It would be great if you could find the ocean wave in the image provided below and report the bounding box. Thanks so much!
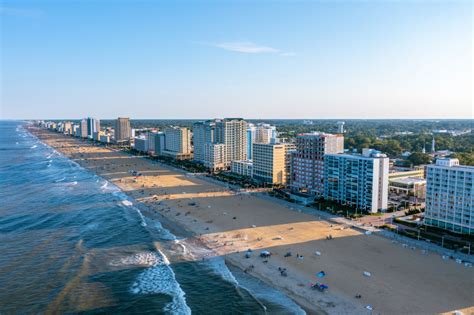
[130,250,191,315]
[206,257,239,285]
[30,145,38,149]
[153,221,177,241]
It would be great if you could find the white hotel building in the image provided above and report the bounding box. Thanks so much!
[324,149,389,213]
[424,158,473,235]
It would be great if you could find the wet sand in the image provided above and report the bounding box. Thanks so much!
[31,128,474,315]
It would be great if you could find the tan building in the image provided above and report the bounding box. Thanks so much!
[163,126,192,160]
[253,143,293,185]
[115,117,131,143]
[389,177,426,199]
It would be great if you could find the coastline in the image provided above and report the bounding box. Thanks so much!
[29,126,474,315]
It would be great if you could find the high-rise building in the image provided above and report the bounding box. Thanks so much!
[79,119,88,138]
[246,123,277,160]
[290,132,344,196]
[204,143,227,171]
[215,118,247,166]
[253,143,294,185]
[324,149,389,213]
[193,120,216,163]
[424,158,473,234]
[115,117,131,143]
[336,121,345,134]
[87,117,100,138]
[163,127,192,159]
[134,136,149,153]
[152,132,165,155]
[62,121,73,135]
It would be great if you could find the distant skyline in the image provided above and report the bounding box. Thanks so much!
[1,1,472,119]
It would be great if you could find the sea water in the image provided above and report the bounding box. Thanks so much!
[0,121,305,314]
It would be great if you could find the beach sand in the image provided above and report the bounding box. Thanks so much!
[32,128,474,315]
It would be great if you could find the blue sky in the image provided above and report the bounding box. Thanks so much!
[1,1,472,119]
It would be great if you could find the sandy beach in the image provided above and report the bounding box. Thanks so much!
[31,127,474,315]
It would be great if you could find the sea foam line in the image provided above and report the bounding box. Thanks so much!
[129,250,191,315]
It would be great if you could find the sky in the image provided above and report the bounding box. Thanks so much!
[0,0,472,119]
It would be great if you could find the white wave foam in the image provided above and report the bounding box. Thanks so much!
[121,200,133,206]
[54,177,66,183]
[206,257,238,285]
[31,145,38,149]
[153,221,177,241]
[130,251,191,315]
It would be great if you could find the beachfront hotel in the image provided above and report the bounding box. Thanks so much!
[193,120,216,163]
[215,118,248,166]
[246,123,277,160]
[86,117,100,139]
[231,160,253,177]
[424,158,473,234]
[203,143,227,171]
[290,132,344,196]
[253,143,295,185]
[163,126,192,160]
[324,149,389,213]
[79,119,88,138]
[115,117,131,143]
[193,118,247,169]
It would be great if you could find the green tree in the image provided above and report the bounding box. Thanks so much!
[407,152,432,166]
[449,153,474,166]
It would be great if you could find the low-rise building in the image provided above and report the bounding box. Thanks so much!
[389,177,427,199]
[231,160,253,177]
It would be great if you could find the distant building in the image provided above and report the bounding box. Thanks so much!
[231,160,253,177]
[424,158,473,234]
[336,121,345,134]
[79,119,88,138]
[290,132,344,196]
[87,117,100,138]
[134,136,149,153]
[115,117,131,143]
[62,121,73,135]
[324,149,389,213]
[253,143,294,185]
[92,131,104,142]
[99,134,110,143]
[152,132,165,155]
[163,126,192,159]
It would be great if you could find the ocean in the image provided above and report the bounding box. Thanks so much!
[0,121,305,314]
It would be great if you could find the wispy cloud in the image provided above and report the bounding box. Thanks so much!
[214,41,280,54]
[209,41,295,57]
[0,6,44,18]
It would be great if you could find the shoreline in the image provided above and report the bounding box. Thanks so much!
[29,126,474,315]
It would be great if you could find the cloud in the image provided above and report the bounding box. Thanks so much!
[280,52,296,57]
[214,41,280,54]
[0,7,44,18]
